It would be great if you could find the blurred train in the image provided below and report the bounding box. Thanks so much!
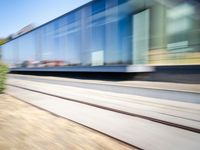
[0,0,200,73]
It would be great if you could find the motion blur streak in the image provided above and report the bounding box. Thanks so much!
[0,0,200,70]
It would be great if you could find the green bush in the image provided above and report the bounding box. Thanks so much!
[0,63,8,93]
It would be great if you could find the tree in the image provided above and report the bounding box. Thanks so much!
[0,38,7,45]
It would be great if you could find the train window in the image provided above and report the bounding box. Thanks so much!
[92,0,105,15]
[67,11,81,24]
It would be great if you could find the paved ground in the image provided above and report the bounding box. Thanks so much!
[9,74,200,93]
[9,74,200,103]
[7,77,200,129]
[0,94,136,150]
[5,75,200,150]
[6,85,200,150]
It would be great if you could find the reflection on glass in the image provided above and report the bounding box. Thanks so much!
[1,0,200,68]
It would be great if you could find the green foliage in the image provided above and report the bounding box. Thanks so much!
[0,63,8,93]
[0,39,7,45]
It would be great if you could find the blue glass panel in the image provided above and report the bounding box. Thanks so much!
[92,0,105,15]
[18,32,36,66]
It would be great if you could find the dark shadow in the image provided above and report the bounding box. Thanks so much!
[10,65,200,84]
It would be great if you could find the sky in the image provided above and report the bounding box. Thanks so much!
[0,0,91,38]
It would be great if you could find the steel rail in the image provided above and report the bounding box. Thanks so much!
[7,83,200,134]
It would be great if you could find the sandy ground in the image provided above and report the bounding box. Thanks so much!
[0,94,137,150]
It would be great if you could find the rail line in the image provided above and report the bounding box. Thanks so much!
[7,86,142,150]
[7,83,200,134]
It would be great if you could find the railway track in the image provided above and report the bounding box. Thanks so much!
[7,83,200,149]
[6,90,141,150]
[8,74,200,103]
[6,84,143,150]
[6,83,200,134]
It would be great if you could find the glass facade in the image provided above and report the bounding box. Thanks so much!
[1,0,200,69]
